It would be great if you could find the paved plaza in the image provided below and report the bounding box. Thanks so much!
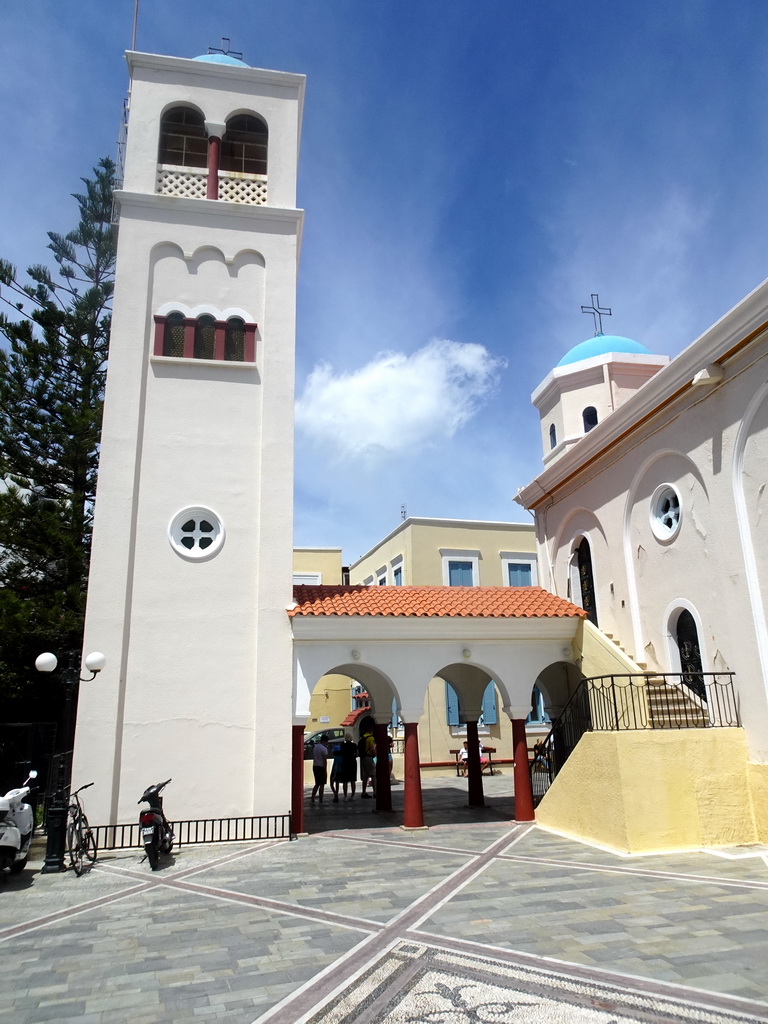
[1,775,768,1023]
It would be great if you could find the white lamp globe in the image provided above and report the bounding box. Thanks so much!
[84,651,107,674]
[35,652,58,673]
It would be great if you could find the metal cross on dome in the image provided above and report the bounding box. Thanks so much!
[581,294,612,336]
[208,37,243,60]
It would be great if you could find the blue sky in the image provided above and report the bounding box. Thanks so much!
[3,2,768,561]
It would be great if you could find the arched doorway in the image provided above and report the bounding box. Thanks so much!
[575,537,598,626]
[676,609,706,700]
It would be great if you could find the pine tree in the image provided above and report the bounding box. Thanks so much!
[0,158,116,719]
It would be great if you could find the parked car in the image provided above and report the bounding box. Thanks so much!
[303,728,346,759]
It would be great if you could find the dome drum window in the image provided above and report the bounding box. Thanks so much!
[153,314,256,362]
[582,406,598,432]
[169,507,224,561]
[650,484,682,541]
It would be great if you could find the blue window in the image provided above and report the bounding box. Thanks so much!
[446,682,460,726]
[526,686,550,724]
[393,566,402,586]
[508,562,532,587]
[448,560,474,586]
[480,681,497,725]
[445,681,497,727]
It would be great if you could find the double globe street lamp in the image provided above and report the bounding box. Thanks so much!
[34,649,106,873]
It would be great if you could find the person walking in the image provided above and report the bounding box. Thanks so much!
[358,726,376,798]
[339,733,358,800]
[311,734,329,804]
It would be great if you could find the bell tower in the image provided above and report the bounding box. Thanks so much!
[73,50,305,825]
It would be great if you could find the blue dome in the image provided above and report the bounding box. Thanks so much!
[193,53,250,68]
[557,334,650,367]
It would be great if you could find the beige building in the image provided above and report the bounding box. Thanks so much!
[293,548,361,736]
[348,518,544,767]
[350,516,537,589]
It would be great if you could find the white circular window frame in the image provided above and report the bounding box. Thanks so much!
[168,506,225,562]
[649,483,682,543]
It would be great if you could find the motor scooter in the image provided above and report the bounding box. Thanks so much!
[0,771,38,875]
[138,778,174,870]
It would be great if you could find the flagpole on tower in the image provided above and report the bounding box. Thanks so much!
[132,0,139,50]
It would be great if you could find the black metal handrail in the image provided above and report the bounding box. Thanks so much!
[530,671,739,805]
[92,813,292,851]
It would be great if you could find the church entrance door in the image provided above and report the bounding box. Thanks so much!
[676,609,706,700]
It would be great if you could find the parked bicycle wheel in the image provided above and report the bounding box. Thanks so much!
[81,815,97,863]
[67,822,85,876]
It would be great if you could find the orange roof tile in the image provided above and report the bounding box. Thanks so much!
[339,706,372,727]
[289,585,585,619]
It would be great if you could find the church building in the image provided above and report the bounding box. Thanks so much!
[73,47,767,853]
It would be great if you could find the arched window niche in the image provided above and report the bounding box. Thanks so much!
[153,310,257,363]
[221,114,268,176]
[583,406,598,432]
[194,315,216,360]
[162,311,186,357]
[158,106,207,168]
[549,423,557,449]
[225,317,245,361]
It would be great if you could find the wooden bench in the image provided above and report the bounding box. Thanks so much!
[450,747,496,776]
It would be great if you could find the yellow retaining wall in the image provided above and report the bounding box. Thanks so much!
[748,762,768,842]
[536,728,759,853]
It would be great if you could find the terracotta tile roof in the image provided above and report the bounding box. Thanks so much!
[339,706,372,727]
[289,585,585,619]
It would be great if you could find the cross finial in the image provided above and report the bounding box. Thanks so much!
[208,37,243,60]
[580,294,612,336]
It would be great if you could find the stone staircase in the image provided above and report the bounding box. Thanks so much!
[601,632,708,728]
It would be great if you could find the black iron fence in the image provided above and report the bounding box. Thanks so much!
[530,671,739,805]
[92,813,292,851]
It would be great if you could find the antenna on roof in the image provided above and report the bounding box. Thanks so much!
[580,294,612,336]
[131,0,139,49]
[400,504,407,521]
[208,37,244,60]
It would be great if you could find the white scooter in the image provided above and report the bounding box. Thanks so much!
[0,771,37,875]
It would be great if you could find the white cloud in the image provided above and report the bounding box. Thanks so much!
[295,339,505,460]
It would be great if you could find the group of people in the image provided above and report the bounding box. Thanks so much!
[310,727,394,804]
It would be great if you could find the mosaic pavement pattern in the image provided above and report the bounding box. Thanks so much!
[1,777,767,1023]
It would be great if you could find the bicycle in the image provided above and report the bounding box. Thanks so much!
[66,782,97,875]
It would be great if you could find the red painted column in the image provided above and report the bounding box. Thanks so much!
[153,315,165,356]
[182,318,196,359]
[207,134,221,200]
[512,718,535,822]
[465,720,485,807]
[213,320,227,361]
[403,721,424,828]
[374,722,392,812]
[291,725,305,835]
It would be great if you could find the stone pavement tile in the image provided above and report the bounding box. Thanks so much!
[332,821,516,853]
[419,854,768,1005]
[511,828,768,881]
[188,834,474,923]
[0,853,144,931]
[0,884,362,1024]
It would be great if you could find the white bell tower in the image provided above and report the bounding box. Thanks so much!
[73,50,305,825]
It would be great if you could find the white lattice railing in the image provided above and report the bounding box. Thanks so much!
[218,173,267,205]
[155,165,268,206]
[156,167,207,199]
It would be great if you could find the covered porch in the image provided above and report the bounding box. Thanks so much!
[289,585,586,833]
